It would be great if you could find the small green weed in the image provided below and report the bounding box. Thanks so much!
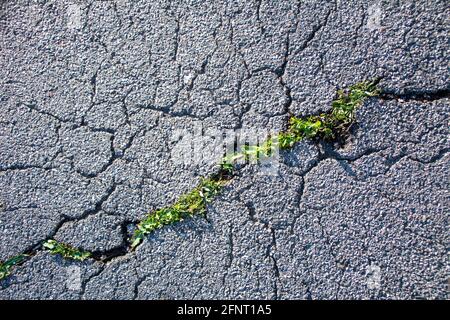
[220,161,234,174]
[276,131,301,149]
[220,79,380,168]
[131,177,227,249]
[286,80,379,141]
[0,254,28,280]
[43,239,91,261]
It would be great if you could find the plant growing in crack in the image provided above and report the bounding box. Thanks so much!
[134,79,380,250]
[131,177,227,249]
[0,79,381,280]
[0,254,29,280]
[220,79,380,169]
[43,239,92,261]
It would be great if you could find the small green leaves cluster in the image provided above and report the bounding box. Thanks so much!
[221,139,275,170]
[43,239,91,261]
[277,80,380,147]
[0,254,28,280]
[221,80,380,169]
[131,177,226,249]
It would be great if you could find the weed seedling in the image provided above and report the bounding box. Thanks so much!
[220,79,380,168]
[43,239,91,261]
[131,177,227,249]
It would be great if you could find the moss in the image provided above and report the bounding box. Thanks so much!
[43,239,91,261]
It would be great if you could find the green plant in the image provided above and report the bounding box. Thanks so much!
[220,161,234,174]
[0,80,381,281]
[0,254,28,280]
[323,80,380,136]
[43,239,91,261]
[288,80,379,141]
[276,131,301,149]
[131,177,227,249]
[221,79,379,168]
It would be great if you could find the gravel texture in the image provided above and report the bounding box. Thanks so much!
[0,0,448,299]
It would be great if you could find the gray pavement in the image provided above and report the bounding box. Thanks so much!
[0,0,448,299]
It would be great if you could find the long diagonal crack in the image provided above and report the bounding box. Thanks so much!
[2,79,446,286]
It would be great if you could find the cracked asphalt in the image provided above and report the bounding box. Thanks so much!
[0,0,448,300]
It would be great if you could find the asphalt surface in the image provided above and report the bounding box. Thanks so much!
[0,0,448,299]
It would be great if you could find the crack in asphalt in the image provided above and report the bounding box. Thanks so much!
[291,0,336,57]
[241,195,282,300]
[1,0,448,300]
[379,88,450,102]
[0,81,448,299]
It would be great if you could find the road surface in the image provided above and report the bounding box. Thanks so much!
[0,0,448,299]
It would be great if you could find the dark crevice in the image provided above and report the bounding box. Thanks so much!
[315,213,346,299]
[305,286,313,300]
[78,127,146,179]
[221,224,234,286]
[80,264,105,297]
[274,23,295,116]
[0,163,56,172]
[90,219,133,263]
[255,0,265,35]
[244,200,280,300]
[90,67,99,103]
[322,144,389,163]
[270,227,280,300]
[291,1,336,56]
[379,88,450,102]
[21,102,70,124]
[172,18,180,62]
[133,274,147,300]
[410,147,449,164]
